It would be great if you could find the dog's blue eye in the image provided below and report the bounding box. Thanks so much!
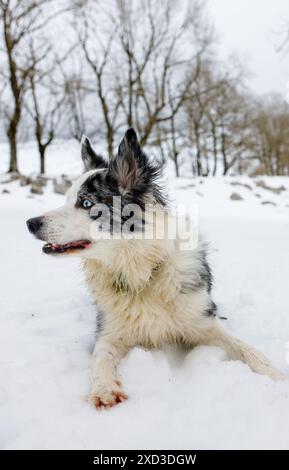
[82,199,93,209]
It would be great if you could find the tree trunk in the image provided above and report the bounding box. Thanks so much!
[170,114,179,177]
[174,155,179,177]
[107,127,114,157]
[38,141,52,175]
[194,124,202,176]
[196,146,202,176]
[7,127,18,173]
[211,124,218,176]
[221,130,228,175]
[40,148,45,174]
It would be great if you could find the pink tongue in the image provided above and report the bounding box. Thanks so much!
[43,240,92,256]
[53,240,89,249]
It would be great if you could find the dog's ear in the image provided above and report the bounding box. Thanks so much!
[81,135,107,171]
[109,128,145,191]
[118,128,142,160]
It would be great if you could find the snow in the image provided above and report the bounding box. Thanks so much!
[0,141,289,450]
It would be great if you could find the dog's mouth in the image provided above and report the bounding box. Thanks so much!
[42,240,92,255]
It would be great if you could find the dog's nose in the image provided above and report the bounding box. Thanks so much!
[26,217,43,235]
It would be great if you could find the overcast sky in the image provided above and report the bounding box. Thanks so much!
[208,0,289,96]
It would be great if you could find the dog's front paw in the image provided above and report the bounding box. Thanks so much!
[87,380,128,409]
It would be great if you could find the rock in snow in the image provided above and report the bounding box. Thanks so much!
[230,192,243,201]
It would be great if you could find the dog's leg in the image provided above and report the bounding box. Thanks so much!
[88,336,129,409]
[200,320,286,381]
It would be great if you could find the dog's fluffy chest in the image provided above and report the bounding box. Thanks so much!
[83,257,209,347]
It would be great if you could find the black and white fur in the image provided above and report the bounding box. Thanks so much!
[26,128,285,409]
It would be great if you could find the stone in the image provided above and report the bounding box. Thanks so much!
[20,175,32,187]
[30,184,44,195]
[34,175,48,187]
[230,181,253,191]
[261,201,276,207]
[53,176,73,195]
[230,192,243,201]
[256,180,286,194]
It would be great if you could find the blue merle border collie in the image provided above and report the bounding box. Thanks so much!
[26,128,285,409]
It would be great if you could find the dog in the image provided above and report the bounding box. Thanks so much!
[26,128,285,409]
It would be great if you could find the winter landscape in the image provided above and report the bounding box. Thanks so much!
[1,0,289,452]
[0,141,289,450]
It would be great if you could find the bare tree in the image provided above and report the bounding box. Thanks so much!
[73,0,213,157]
[167,86,182,177]
[24,42,65,174]
[249,94,289,176]
[183,62,250,176]
[75,1,121,155]
[115,0,212,146]
[2,0,278,180]
[212,80,250,176]
[0,0,70,173]
[61,66,88,142]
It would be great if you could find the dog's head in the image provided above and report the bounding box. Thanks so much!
[26,128,166,258]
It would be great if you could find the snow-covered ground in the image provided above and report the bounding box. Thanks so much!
[0,141,289,450]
